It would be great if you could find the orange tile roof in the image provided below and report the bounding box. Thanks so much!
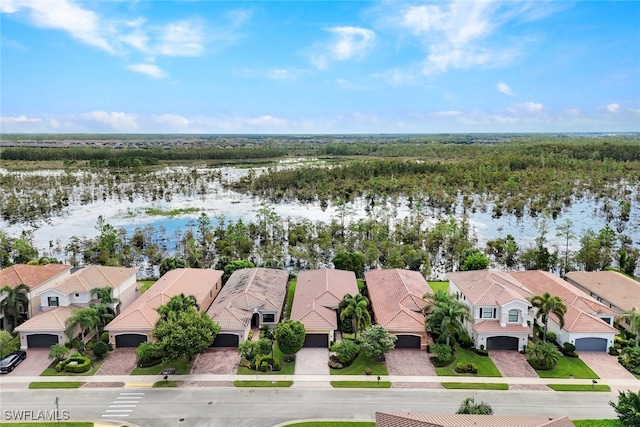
[508,271,617,334]
[448,270,532,306]
[365,269,429,331]
[106,268,222,332]
[473,320,530,334]
[375,412,575,427]
[291,269,358,330]
[566,270,640,312]
[15,305,79,332]
[0,264,72,290]
[54,266,138,294]
[207,268,288,330]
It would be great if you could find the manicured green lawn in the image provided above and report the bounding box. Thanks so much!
[534,356,599,379]
[441,382,508,390]
[28,382,83,389]
[131,358,193,375]
[234,380,293,387]
[139,280,156,294]
[435,348,502,377]
[331,381,391,388]
[547,384,610,392]
[237,343,295,375]
[153,380,183,387]
[573,420,621,427]
[428,281,449,293]
[281,422,375,427]
[40,358,105,376]
[330,352,388,376]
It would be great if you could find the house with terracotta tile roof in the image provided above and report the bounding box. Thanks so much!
[565,270,640,329]
[0,264,73,329]
[448,270,534,351]
[509,270,618,352]
[375,412,574,427]
[15,265,139,349]
[365,269,430,349]
[105,268,222,348]
[207,268,289,347]
[291,269,358,348]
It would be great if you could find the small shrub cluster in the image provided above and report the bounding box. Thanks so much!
[328,357,343,370]
[475,348,489,357]
[254,355,281,372]
[561,342,578,358]
[618,346,640,375]
[56,355,91,373]
[92,341,110,359]
[545,331,557,343]
[330,340,360,367]
[609,346,620,356]
[430,343,454,367]
[454,362,478,374]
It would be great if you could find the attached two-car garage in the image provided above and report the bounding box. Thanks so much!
[395,334,422,349]
[575,337,608,352]
[114,333,148,348]
[486,336,519,350]
[211,333,240,348]
[303,333,329,348]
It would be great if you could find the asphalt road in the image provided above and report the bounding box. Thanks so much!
[0,387,618,427]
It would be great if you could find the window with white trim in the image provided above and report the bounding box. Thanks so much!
[480,307,493,319]
[508,309,519,322]
[262,313,275,323]
[48,296,59,307]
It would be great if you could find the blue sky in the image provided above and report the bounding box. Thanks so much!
[1,1,638,134]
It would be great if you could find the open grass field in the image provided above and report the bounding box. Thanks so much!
[435,348,502,377]
[535,356,599,379]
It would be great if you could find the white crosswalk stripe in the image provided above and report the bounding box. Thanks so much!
[101,392,144,418]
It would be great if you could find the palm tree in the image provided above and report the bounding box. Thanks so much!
[90,286,120,307]
[456,397,493,415]
[530,292,567,342]
[526,341,562,370]
[65,307,100,349]
[340,293,371,340]
[424,291,473,347]
[157,293,199,320]
[620,307,640,347]
[0,284,31,331]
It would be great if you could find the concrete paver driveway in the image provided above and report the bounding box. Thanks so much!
[579,351,636,380]
[386,348,441,389]
[294,348,329,375]
[489,350,538,377]
[9,348,51,376]
[95,348,137,375]
[190,348,240,375]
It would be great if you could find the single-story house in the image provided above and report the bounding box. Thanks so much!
[290,269,358,348]
[365,269,430,349]
[565,270,640,329]
[15,265,139,349]
[510,270,618,352]
[375,412,574,427]
[105,268,222,348]
[0,264,73,329]
[207,268,289,347]
[448,270,533,351]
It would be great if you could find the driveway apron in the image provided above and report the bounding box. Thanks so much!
[9,348,50,376]
[579,351,636,380]
[386,348,441,389]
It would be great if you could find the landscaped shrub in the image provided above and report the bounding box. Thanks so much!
[619,346,640,375]
[475,347,489,356]
[609,346,620,356]
[56,355,91,373]
[545,331,557,343]
[430,343,454,367]
[454,362,478,374]
[364,367,372,375]
[456,332,473,349]
[92,341,109,359]
[331,340,360,366]
[328,356,343,370]
[526,341,561,370]
[136,341,163,367]
[562,342,578,357]
[100,332,109,344]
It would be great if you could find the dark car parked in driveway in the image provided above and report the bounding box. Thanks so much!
[0,350,27,374]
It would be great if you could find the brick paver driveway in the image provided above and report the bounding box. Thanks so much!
[579,351,636,380]
[190,348,240,374]
[294,348,329,375]
[489,350,537,377]
[95,348,137,375]
[386,349,441,389]
[10,348,51,376]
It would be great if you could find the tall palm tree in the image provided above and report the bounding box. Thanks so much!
[620,307,640,347]
[157,293,199,320]
[0,284,31,331]
[65,307,100,349]
[340,293,371,340]
[426,296,474,346]
[90,286,120,307]
[530,292,567,342]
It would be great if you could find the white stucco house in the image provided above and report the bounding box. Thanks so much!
[448,270,533,351]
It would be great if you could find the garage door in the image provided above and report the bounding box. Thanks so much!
[395,335,421,349]
[115,334,147,348]
[575,337,607,352]
[26,334,59,348]
[304,334,329,348]
[486,336,519,350]
[210,333,240,347]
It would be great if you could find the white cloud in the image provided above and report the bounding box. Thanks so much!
[246,115,286,127]
[497,82,514,95]
[375,68,416,86]
[157,21,203,57]
[266,67,306,81]
[510,102,543,113]
[152,114,190,127]
[311,26,376,69]
[1,115,43,123]
[79,111,139,132]
[605,103,620,113]
[126,63,167,79]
